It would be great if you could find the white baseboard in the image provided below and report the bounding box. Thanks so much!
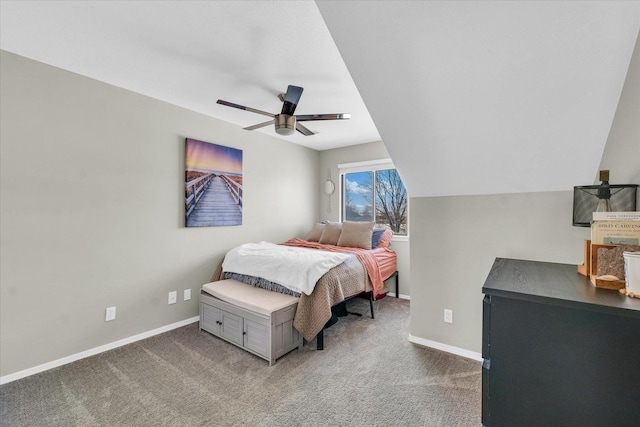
[408,334,482,362]
[0,316,200,385]
[386,292,410,300]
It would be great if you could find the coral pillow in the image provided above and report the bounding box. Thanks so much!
[377,229,394,248]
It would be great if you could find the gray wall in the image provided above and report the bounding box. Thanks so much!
[409,33,640,354]
[319,141,410,298]
[0,51,320,377]
[410,192,591,351]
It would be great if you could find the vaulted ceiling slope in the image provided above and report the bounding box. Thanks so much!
[0,1,379,151]
[318,1,640,197]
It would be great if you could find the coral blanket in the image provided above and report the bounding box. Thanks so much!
[281,238,386,297]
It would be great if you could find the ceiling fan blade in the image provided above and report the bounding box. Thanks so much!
[244,120,274,131]
[295,113,351,122]
[217,99,275,118]
[296,122,316,136]
[281,85,304,116]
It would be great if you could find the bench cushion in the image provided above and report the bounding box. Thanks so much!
[202,279,299,316]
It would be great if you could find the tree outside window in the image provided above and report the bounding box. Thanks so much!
[342,168,407,235]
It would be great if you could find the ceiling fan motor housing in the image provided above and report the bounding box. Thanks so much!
[275,114,296,135]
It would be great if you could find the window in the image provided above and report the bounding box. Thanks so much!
[339,159,408,237]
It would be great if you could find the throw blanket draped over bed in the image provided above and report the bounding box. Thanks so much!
[281,238,386,297]
[222,241,350,295]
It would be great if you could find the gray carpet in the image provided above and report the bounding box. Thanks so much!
[0,297,481,426]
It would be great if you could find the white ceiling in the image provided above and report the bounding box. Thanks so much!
[0,0,380,151]
[1,1,639,197]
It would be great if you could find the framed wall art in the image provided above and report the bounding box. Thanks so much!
[185,138,243,227]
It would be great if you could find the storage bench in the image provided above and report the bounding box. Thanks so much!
[199,279,303,365]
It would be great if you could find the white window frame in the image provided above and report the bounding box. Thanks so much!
[338,159,409,241]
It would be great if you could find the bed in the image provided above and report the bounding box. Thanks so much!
[205,222,398,349]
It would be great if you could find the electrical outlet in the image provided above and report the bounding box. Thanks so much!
[184,289,191,301]
[444,309,453,324]
[105,306,116,321]
[168,291,177,305]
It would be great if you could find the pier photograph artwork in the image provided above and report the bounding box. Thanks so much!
[185,138,243,227]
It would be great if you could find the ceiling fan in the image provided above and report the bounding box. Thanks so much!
[216,85,350,136]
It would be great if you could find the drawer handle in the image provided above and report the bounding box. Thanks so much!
[243,331,247,335]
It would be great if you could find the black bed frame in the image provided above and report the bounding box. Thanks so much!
[316,270,399,350]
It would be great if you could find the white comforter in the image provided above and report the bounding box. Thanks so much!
[222,242,350,295]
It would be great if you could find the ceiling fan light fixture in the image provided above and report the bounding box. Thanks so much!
[217,85,349,137]
[275,114,296,135]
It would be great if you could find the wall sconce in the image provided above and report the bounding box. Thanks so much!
[573,170,638,227]
[324,168,335,213]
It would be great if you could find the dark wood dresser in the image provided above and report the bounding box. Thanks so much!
[481,258,640,427]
